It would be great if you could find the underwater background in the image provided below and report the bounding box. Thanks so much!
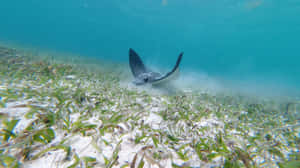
[0,0,300,96]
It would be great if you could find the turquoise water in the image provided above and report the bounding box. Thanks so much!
[1,0,300,96]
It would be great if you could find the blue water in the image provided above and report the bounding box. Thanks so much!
[1,0,300,95]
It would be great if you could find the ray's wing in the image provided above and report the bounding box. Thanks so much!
[151,52,183,85]
[129,48,148,78]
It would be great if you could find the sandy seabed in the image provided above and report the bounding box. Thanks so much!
[0,45,299,168]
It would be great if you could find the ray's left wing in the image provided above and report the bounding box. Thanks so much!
[129,48,148,78]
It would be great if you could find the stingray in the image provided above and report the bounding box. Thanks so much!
[129,48,183,85]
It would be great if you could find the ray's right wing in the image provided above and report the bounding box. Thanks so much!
[151,52,183,85]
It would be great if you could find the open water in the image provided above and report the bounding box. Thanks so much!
[0,0,300,96]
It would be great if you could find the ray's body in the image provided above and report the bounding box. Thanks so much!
[129,48,183,85]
